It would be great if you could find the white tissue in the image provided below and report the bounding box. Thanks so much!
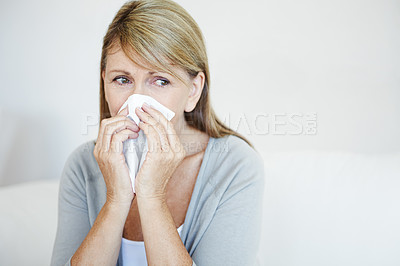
[117,94,175,193]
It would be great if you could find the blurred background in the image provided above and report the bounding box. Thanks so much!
[0,0,399,265]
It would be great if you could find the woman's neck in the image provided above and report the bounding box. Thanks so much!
[174,118,209,157]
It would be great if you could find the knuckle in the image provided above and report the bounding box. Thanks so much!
[104,123,111,134]
[99,148,106,156]
[97,152,104,162]
[100,118,109,130]
[100,119,106,128]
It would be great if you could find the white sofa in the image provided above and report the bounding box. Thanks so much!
[0,150,399,266]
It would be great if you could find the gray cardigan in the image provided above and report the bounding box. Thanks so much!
[50,134,265,266]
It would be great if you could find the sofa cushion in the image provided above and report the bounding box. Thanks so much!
[0,179,59,266]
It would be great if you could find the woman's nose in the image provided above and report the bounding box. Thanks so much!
[130,80,147,96]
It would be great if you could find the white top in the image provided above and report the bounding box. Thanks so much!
[121,223,184,265]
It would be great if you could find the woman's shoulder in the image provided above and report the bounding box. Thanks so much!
[62,139,98,176]
[65,139,95,161]
[58,140,98,201]
[206,134,265,188]
[199,134,265,209]
[211,134,264,170]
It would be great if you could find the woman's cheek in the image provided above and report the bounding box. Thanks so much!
[107,97,125,117]
[105,90,128,117]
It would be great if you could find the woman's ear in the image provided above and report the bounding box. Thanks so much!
[185,72,205,112]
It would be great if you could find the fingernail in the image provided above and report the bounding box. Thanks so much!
[142,103,150,108]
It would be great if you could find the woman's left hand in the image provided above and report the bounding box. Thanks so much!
[134,102,186,201]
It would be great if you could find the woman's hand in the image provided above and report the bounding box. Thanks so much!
[134,103,186,201]
[93,106,140,206]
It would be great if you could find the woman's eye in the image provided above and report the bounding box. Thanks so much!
[154,78,170,87]
[113,76,131,85]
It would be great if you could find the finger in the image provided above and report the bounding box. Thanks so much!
[141,103,173,134]
[96,116,127,153]
[140,103,178,151]
[95,106,130,153]
[110,129,138,155]
[102,118,139,152]
[136,106,169,151]
[102,118,140,152]
[119,106,129,116]
[138,120,162,153]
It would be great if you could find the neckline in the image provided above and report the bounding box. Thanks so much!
[122,223,185,244]
[178,135,215,234]
[118,135,216,265]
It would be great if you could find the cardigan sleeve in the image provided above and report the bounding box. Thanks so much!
[50,148,91,266]
[190,149,265,266]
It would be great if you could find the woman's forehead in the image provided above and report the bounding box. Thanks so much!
[107,49,152,71]
[107,44,149,67]
[109,47,185,73]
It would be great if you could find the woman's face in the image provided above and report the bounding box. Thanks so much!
[102,44,205,130]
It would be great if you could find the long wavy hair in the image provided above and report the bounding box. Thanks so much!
[99,0,253,148]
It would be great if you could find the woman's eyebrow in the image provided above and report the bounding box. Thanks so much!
[109,69,132,75]
[109,69,167,76]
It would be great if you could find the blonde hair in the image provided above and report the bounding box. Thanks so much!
[99,0,253,148]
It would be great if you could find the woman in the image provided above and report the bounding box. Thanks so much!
[51,0,265,265]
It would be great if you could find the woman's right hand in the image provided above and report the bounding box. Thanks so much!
[93,106,140,206]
